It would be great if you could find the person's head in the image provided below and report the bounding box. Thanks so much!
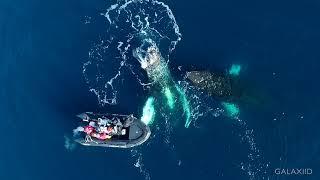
[107,126,113,132]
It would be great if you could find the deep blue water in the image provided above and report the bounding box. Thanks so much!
[1,0,320,180]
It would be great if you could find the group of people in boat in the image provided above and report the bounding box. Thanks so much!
[80,116,126,141]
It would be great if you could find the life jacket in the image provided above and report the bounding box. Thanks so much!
[99,133,111,140]
[84,125,94,134]
[93,133,111,140]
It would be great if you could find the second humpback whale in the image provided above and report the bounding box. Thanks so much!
[185,70,268,107]
[185,71,241,101]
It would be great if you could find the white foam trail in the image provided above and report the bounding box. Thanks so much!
[131,148,151,180]
[64,135,76,151]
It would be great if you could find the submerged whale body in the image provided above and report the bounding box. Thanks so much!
[186,71,234,99]
[186,70,268,107]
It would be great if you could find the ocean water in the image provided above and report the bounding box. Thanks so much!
[1,0,320,180]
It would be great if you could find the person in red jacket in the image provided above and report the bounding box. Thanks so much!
[83,124,112,140]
